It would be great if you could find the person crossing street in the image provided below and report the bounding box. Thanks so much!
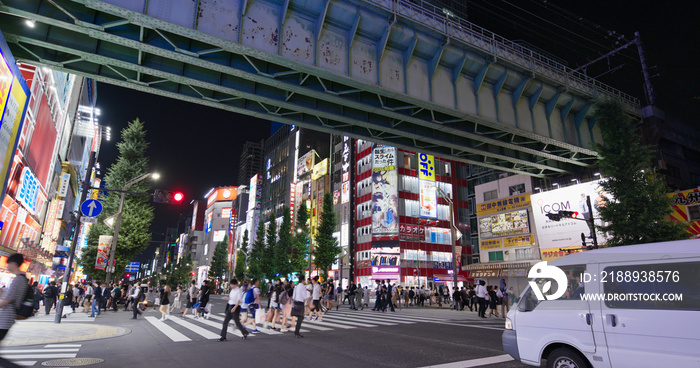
[292,277,308,338]
[218,279,248,341]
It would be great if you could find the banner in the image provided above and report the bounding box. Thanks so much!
[478,209,530,239]
[297,150,315,178]
[371,146,398,236]
[95,235,112,270]
[418,153,435,181]
[312,158,328,180]
[477,194,531,216]
[504,234,535,247]
[668,189,700,238]
[419,180,437,218]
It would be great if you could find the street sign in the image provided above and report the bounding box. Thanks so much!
[80,199,103,217]
[81,216,97,223]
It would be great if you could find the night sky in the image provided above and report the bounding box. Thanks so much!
[94,1,699,249]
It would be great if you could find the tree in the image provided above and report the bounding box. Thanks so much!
[209,235,229,282]
[313,192,341,278]
[79,119,154,280]
[291,202,310,277]
[593,101,689,246]
[234,230,248,281]
[273,207,293,279]
[166,253,193,287]
[247,217,267,279]
[264,212,277,279]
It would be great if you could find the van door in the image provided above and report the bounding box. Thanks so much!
[598,258,700,367]
[514,264,598,365]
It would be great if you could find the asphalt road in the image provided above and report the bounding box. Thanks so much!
[6,296,534,368]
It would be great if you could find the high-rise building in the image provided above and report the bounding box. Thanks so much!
[238,140,263,186]
[353,142,472,289]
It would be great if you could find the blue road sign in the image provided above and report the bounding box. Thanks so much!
[80,199,103,217]
[125,262,140,272]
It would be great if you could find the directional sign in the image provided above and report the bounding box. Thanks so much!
[80,199,103,217]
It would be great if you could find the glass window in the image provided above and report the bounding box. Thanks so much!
[602,261,700,311]
[509,184,526,196]
[484,190,497,201]
[488,251,503,262]
[518,264,587,312]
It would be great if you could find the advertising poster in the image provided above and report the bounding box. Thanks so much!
[418,153,435,181]
[297,150,316,178]
[371,146,398,236]
[668,189,700,238]
[419,180,437,218]
[312,158,328,180]
[530,180,609,251]
[0,34,30,200]
[478,209,530,238]
[213,230,226,242]
[341,181,350,204]
[95,235,112,270]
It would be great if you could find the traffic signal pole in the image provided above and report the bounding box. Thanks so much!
[55,151,95,324]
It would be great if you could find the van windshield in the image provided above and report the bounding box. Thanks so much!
[518,264,587,312]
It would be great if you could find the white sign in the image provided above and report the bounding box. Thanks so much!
[419,180,437,218]
[213,230,226,242]
[530,180,609,249]
[81,216,97,223]
[58,172,71,197]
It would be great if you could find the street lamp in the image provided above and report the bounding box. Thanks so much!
[433,185,459,294]
[105,172,159,284]
[571,179,580,185]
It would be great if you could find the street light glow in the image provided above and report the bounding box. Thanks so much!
[151,173,160,180]
[25,19,35,28]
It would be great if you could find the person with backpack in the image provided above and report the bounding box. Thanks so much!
[217,279,249,341]
[196,280,210,319]
[43,281,58,315]
[0,254,30,367]
[131,283,143,319]
[279,283,293,332]
[242,278,262,334]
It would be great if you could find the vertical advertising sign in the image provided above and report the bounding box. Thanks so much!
[668,189,700,238]
[95,235,112,270]
[418,153,435,181]
[419,181,437,218]
[0,34,30,201]
[371,146,398,237]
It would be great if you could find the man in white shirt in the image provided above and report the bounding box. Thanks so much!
[84,284,94,313]
[309,277,322,321]
[292,276,308,338]
[131,283,143,319]
[218,279,248,341]
[475,280,488,318]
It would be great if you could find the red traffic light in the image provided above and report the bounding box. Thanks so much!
[190,272,195,276]
[570,211,579,218]
[125,273,130,278]
[173,192,184,202]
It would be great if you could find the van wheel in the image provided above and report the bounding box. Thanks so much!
[546,347,589,368]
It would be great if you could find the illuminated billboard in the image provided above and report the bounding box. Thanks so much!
[668,189,700,238]
[207,186,237,208]
[419,181,437,218]
[530,180,609,251]
[297,150,315,178]
[0,34,30,200]
[312,158,328,180]
[418,153,435,181]
[371,146,398,237]
[478,209,530,238]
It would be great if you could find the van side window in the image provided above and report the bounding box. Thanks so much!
[518,264,587,312]
[602,261,700,311]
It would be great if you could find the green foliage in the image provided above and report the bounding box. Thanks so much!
[209,235,229,281]
[78,119,154,280]
[312,193,341,278]
[234,230,248,281]
[593,101,689,246]
[273,207,293,279]
[291,202,310,276]
[247,217,267,279]
[165,253,193,287]
[263,213,277,280]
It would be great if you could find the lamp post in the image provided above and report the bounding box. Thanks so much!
[105,172,159,284]
[434,186,458,294]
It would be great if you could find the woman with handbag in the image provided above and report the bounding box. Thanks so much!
[280,284,293,332]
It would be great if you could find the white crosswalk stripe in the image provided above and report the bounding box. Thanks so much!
[140,307,484,343]
[0,344,82,367]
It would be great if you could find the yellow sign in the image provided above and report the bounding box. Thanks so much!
[480,238,502,250]
[418,153,435,181]
[476,194,531,216]
[312,158,329,180]
[668,189,700,238]
[504,234,535,247]
[540,246,582,262]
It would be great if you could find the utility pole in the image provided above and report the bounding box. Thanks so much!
[634,31,656,106]
[55,151,95,323]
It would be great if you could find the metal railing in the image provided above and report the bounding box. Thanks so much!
[363,0,641,112]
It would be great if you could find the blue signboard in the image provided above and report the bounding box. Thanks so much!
[80,199,103,217]
[125,262,140,272]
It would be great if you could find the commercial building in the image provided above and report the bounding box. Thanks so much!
[196,186,237,285]
[238,140,263,187]
[353,142,472,289]
[0,58,101,286]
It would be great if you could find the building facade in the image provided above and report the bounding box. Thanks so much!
[238,140,263,187]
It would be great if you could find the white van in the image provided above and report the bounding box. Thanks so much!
[502,239,700,368]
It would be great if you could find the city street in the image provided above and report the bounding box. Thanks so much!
[1,296,528,368]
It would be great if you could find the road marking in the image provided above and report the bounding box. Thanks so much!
[144,316,191,342]
[332,311,415,324]
[43,344,82,348]
[305,319,355,329]
[321,315,393,326]
[167,316,220,339]
[0,354,77,359]
[0,349,79,353]
[15,361,37,366]
[418,354,514,368]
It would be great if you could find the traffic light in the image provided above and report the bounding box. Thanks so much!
[126,273,130,278]
[190,272,195,276]
[546,211,579,221]
[153,189,185,203]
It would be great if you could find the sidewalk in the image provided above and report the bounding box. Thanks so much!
[0,310,131,347]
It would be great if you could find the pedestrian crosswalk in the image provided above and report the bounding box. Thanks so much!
[140,305,502,343]
[0,343,83,366]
